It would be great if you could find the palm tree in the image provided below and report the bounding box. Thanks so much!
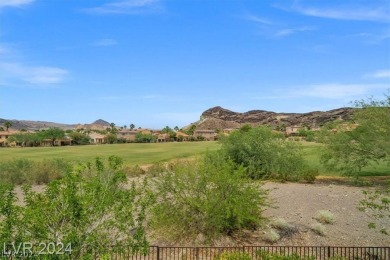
[130,124,135,130]
[4,121,12,131]
[110,123,116,132]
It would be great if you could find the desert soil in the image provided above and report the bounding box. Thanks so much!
[232,181,390,247]
[14,180,390,247]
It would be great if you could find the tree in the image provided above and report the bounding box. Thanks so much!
[174,126,179,131]
[0,127,4,131]
[162,126,172,133]
[40,128,65,146]
[129,124,135,130]
[3,121,12,131]
[321,94,390,176]
[68,132,90,145]
[358,182,389,235]
[109,123,117,133]
[135,133,156,143]
[106,133,117,144]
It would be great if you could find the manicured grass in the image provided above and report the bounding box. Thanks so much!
[300,142,390,177]
[0,142,220,165]
[1,141,388,177]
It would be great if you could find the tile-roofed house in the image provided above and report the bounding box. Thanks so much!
[193,130,217,141]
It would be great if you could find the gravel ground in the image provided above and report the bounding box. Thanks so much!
[247,182,390,246]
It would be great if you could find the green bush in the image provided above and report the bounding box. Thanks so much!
[214,251,252,260]
[256,251,315,260]
[0,156,152,258]
[151,152,269,242]
[220,127,311,181]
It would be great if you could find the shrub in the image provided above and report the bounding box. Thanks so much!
[0,159,71,185]
[270,218,297,237]
[145,162,167,177]
[311,223,326,236]
[220,127,311,181]
[123,164,146,177]
[151,152,269,242]
[263,229,280,243]
[314,210,335,224]
[0,156,153,258]
[301,168,319,183]
[256,251,315,260]
[215,252,252,260]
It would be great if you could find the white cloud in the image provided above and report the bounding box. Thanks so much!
[365,70,390,79]
[83,0,163,15]
[275,26,315,37]
[0,0,34,8]
[0,62,68,85]
[244,14,272,25]
[93,38,118,46]
[285,4,390,23]
[249,83,389,101]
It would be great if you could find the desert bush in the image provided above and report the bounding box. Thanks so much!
[151,152,269,242]
[214,251,252,260]
[263,229,280,243]
[0,156,153,258]
[220,127,313,181]
[0,159,71,185]
[145,162,167,177]
[271,218,297,237]
[315,210,335,224]
[256,251,315,260]
[301,168,319,183]
[123,164,145,177]
[358,182,390,235]
[311,223,326,236]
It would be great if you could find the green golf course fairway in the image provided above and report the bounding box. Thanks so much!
[0,142,220,165]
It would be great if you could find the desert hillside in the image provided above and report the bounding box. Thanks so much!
[191,106,355,130]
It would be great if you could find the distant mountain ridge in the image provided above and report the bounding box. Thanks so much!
[191,106,356,130]
[0,118,110,131]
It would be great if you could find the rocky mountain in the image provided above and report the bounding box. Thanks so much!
[92,119,110,126]
[191,106,356,130]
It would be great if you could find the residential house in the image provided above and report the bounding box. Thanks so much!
[193,130,217,141]
[156,133,170,142]
[175,131,189,141]
[0,130,18,146]
[117,130,138,142]
[285,126,302,136]
[89,132,107,144]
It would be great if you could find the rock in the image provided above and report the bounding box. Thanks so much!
[190,106,355,131]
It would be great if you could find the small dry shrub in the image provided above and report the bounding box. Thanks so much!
[315,210,335,224]
[311,223,326,236]
[271,218,297,237]
[123,165,145,177]
[146,162,167,177]
[263,229,280,243]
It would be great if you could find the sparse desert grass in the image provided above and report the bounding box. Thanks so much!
[314,210,335,224]
[311,223,326,236]
[263,229,281,243]
[271,218,297,237]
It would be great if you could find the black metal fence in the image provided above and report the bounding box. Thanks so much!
[103,246,390,260]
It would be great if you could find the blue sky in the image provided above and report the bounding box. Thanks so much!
[1,0,389,128]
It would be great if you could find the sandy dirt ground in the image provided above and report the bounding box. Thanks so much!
[238,182,390,246]
[13,180,390,247]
